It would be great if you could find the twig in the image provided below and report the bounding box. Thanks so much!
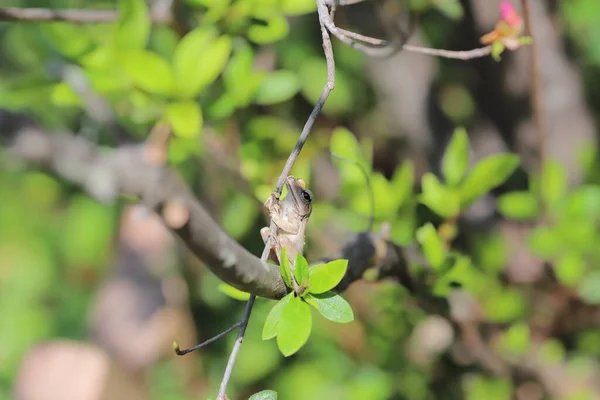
[401,44,492,60]
[335,26,493,60]
[174,321,242,356]
[214,3,337,399]
[520,0,546,172]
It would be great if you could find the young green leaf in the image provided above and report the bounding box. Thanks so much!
[279,247,293,289]
[114,0,150,50]
[459,154,519,207]
[262,293,293,340]
[491,41,505,61]
[276,296,312,356]
[307,259,348,294]
[254,70,300,105]
[173,29,232,98]
[442,127,470,186]
[497,191,539,221]
[218,283,250,301]
[294,253,310,288]
[329,127,371,186]
[416,223,446,270]
[390,161,415,210]
[304,292,354,323]
[120,51,175,96]
[540,159,567,208]
[165,101,203,139]
[419,173,460,218]
[249,390,278,400]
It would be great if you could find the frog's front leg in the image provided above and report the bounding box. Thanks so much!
[260,226,280,264]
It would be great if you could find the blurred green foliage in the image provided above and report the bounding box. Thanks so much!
[2,0,600,399]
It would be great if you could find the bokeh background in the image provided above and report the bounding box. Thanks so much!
[2,0,600,399]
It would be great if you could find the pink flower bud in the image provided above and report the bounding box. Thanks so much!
[500,1,522,28]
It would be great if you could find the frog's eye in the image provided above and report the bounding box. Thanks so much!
[301,189,312,203]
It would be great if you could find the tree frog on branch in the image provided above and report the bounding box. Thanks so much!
[261,176,313,292]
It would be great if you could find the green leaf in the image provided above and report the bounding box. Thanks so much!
[390,161,414,210]
[223,42,264,107]
[254,70,300,105]
[218,283,250,301]
[247,14,289,44]
[483,289,525,323]
[294,253,310,289]
[173,28,232,97]
[578,272,600,305]
[555,253,585,288]
[165,101,203,138]
[491,41,505,61]
[221,192,258,239]
[497,322,530,357]
[279,247,293,289]
[114,0,150,50]
[249,390,278,400]
[540,159,567,208]
[50,82,82,107]
[436,0,464,20]
[459,154,519,206]
[416,223,446,270]
[304,292,354,323]
[281,0,317,15]
[120,51,175,95]
[299,58,355,115]
[442,127,470,186]
[276,296,312,356]
[307,259,348,294]
[419,173,460,218]
[497,191,539,220]
[330,127,371,185]
[262,293,293,340]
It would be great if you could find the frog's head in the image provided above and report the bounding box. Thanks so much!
[285,176,313,218]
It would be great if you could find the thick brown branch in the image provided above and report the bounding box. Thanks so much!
[8,128,286,299]
[0,7,170,24]
[6,127,410,299]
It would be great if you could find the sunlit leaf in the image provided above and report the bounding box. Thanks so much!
[294,253,310,289]
[249,390,278,400]
[442,127,470,186]
[281,0,317,15]
[555,253,585,288]
[114,0,150,50]
[308,259,348,294]
[254,70,300,105]
[497,191,539,220]
[460,154,519,206]
[276,296,312,356]
[416,223,446,270]
[218,283,251,301]
[419,173,460,218]
[578,272,600,305]
[248,14,289,44]
[120,51,175,95]
[262,293,293,340]
[279,247,293,289]
[173,29,232,97]
[390,161,414,210]
[304,292,354,323]
[540,159,567,209]
[165,101,203,138]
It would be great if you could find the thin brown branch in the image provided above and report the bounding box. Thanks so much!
[215,4,338,398]
[0,6,170,23]
[402,44,492,60]
[332,24,492,60]
[520,0,546,172]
